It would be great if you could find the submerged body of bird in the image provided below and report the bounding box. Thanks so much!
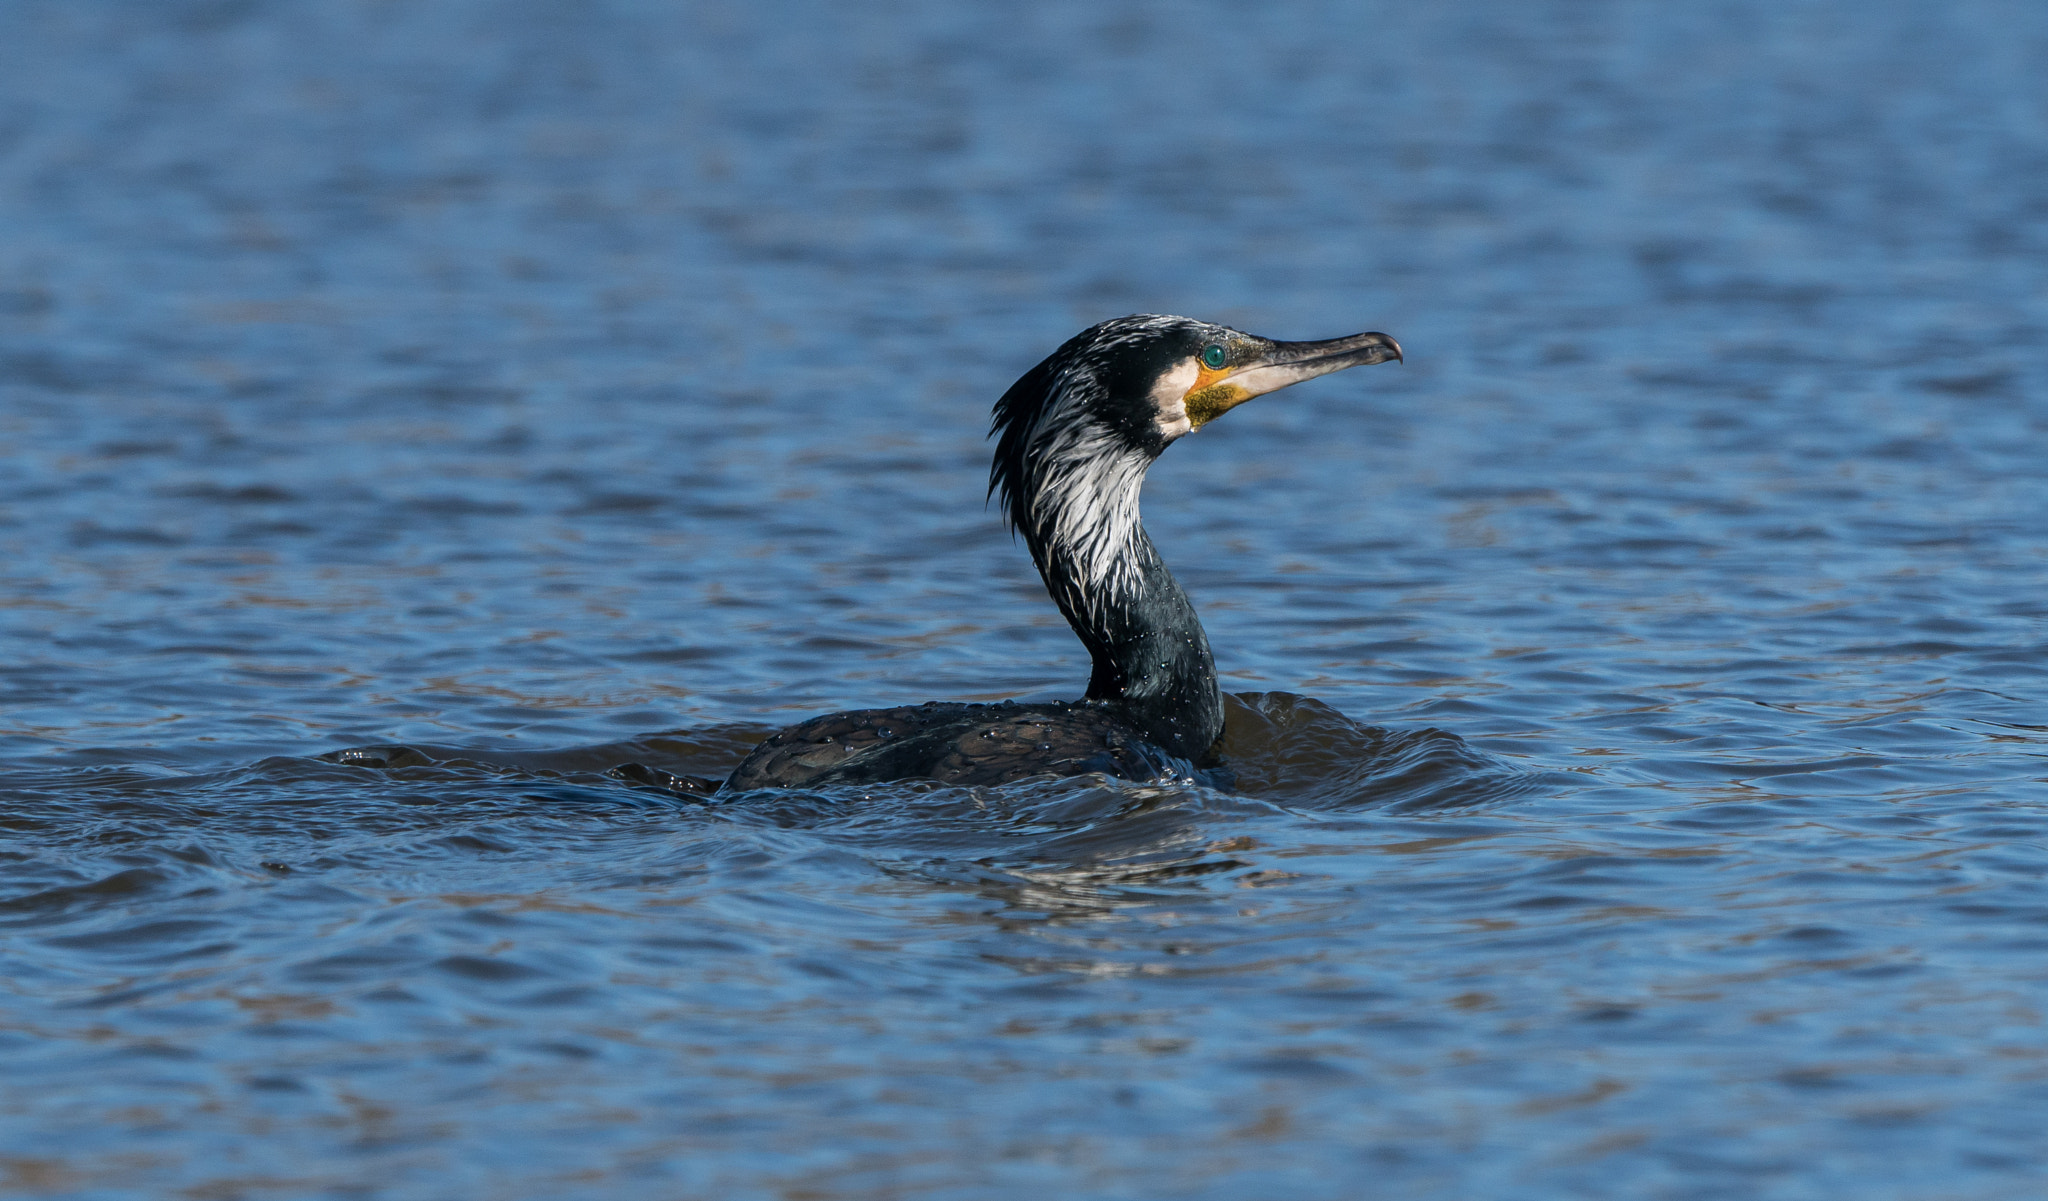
[620,314,1401,794]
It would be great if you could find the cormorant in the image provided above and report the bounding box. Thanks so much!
[626,314,1401,794]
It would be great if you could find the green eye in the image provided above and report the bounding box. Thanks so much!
[1201,344,1227,370]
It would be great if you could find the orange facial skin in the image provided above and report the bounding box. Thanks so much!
[1183,361,1253,428]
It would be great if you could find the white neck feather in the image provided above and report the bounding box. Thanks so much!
[1026,413,1152,609]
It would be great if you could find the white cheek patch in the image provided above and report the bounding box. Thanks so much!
[1149,357,1198,441]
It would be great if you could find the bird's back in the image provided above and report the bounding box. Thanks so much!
[724,700,1194,790]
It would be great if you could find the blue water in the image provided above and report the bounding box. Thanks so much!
[3,2,2046,1197]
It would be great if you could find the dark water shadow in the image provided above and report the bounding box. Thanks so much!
[1215,691,1553,811]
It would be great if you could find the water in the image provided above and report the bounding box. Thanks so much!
[3,1,2046,1197]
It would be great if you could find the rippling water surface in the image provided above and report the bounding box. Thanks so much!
[4,2,2047,1197]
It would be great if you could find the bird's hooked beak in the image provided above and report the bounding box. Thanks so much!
[1184,330,1402,429]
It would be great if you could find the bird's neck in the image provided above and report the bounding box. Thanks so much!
[1026,467,1224,764]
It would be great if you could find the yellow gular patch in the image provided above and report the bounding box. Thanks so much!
[1183,364,1251,429]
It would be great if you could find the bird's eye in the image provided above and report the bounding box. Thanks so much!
[1201,344,1227,370]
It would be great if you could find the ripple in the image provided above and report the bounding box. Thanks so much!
[2,0,2047,1196]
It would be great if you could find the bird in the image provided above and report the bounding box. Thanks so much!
[617,314,1401,795]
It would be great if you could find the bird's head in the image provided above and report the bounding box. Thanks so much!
[990,314,1401,550]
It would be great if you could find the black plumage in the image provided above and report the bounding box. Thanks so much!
[632,314,1401,794]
